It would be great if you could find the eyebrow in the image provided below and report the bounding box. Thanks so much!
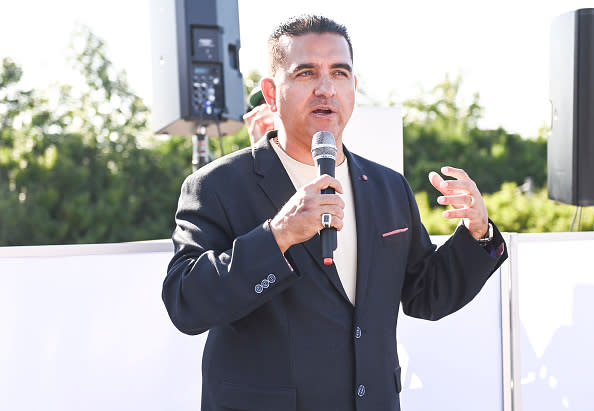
[332,63,353,73]
[291,63,353,74]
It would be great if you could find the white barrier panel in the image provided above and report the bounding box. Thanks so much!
[398,236,504,411]
[0,242,205,411]
[0,237,506,410]
[515,232,594,411]
[342,106,404,174]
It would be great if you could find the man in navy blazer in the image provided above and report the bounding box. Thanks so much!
[163,15,507,411]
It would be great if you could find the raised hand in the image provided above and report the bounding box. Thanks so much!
[429,166,489,240]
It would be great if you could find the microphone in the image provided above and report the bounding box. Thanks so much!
[311,131,338,266]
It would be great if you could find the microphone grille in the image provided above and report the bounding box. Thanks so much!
[311,131,337,160]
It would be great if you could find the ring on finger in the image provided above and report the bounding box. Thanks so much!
[469,195,475,207]
[322,213,332,229]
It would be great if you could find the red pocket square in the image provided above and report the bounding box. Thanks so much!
[382,227,409,237]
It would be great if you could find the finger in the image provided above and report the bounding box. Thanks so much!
[438,179,476,195]
[242,109,258,122]
[316,194,345,211]
[258,112,274,124]
[428,171,446,194]
[437,194,474,208]
[252,109,271,122]
[318,204,345,220]
[442,207,479,220]
[319,213,344,231]
[309,174,344,195]
[331,216,344,231]
[440,166,471,182]
[244,104,268,120]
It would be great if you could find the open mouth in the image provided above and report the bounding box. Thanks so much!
[312,108,334,115]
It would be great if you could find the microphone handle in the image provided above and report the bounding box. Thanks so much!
[321,225,337,265]
[318,158,337,265]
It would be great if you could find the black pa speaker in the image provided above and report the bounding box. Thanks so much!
[548,8,594,206]
[150,0,245,137]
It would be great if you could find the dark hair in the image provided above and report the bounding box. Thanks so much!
[268,15,353,75]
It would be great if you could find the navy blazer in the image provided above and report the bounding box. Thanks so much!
[163,133,507,411]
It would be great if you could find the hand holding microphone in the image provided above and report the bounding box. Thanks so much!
[268,132,343,258]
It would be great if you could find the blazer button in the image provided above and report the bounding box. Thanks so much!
[357,384,366,397]
[261,279,270,288]
[267,273,276,283]
[354,326,362,339]
[255,284,264,294]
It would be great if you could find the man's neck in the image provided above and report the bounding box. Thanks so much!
[275,130,345,166]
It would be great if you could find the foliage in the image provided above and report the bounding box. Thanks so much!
[402,75,547,195]
[0,29,589,247]
[0,28,192,246]
[208,126,250,159]
[402,74,565,235]
[418,183,594,235]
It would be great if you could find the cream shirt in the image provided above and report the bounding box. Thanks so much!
[271,140,358,305]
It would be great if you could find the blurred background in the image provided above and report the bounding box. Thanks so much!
[1,0,593,246]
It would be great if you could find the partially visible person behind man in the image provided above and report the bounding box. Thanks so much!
[163,14,507,411]
[243,85,275,144]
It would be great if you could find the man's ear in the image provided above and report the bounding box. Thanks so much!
[260,77,277,112]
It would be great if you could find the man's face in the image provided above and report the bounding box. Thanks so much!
[268,32,357,152]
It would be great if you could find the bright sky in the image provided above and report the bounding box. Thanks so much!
[1,0,592,137]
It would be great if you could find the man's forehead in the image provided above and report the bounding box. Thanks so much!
[278,33,352,68]
[280,33,350,55]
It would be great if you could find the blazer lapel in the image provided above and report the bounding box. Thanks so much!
[253,135,295,211]
[290,236,350,302]
[345,147,377,308]
[301,236,350,302]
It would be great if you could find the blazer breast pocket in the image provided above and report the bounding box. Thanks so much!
[380,227,409,248]
[217,381,296,411]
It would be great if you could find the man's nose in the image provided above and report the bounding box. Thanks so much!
[314,73,336,97]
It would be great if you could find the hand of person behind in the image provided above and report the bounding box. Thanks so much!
[243,104,275,145]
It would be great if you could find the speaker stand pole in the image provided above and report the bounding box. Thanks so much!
[192,125,210,172]
[569,206,583,232]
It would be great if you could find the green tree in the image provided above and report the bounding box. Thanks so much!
[0,28,192,246]
[1,31,579,245]
[402,75,547,195]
